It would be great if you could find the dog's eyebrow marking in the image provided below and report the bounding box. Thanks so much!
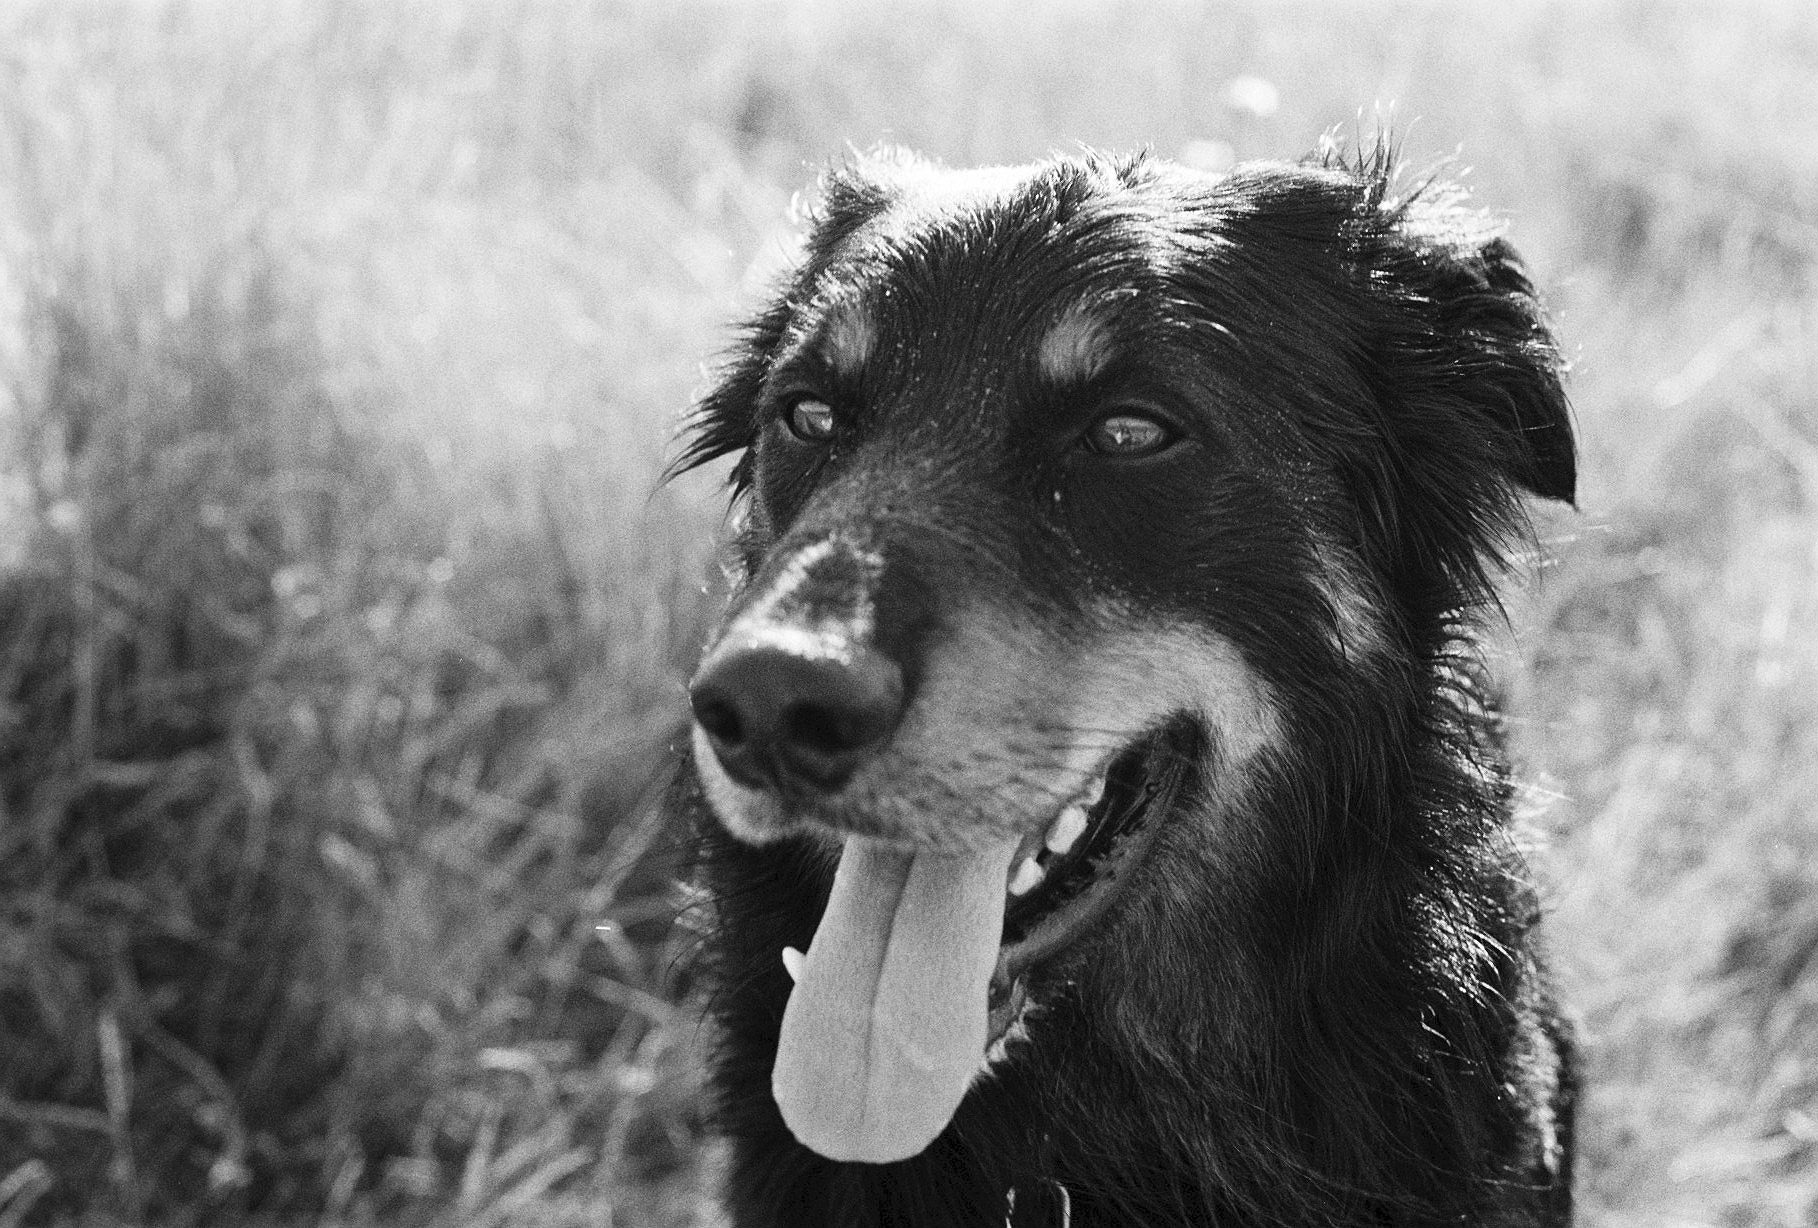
[817,297,877,381]
[1037,305,1116,386]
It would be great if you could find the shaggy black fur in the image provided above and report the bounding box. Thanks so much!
[673,142,1578,1227]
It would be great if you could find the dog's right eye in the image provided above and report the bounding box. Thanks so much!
[784,398,838,443]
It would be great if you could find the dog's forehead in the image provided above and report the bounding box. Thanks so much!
[796,163,1151,385]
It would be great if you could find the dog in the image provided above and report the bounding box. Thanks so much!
[670,142,1577,1227]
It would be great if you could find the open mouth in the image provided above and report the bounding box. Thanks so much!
[767,716,1199,1164]
[987,718,1198,1043]
[770,720,1199,1044]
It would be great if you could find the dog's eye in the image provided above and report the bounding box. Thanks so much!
[784,398,838,443]
[1084,411,1176,457]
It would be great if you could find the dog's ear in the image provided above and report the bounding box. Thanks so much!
[1360,182,1577,509]
[665,294,789,492]
[1468,236,1577,506]
[1315,167,1578,606]
[667,151,918,492]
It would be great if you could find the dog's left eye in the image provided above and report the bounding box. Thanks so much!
[1084,411,1176,457]
[784,398,838,443]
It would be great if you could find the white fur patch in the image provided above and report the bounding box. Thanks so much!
[1309,539,1390,664]
[734,537,880,637]
[820,298,876,379]
[1037,306,1115,385]
[692,723,785,844]
[1058,617,1283,793]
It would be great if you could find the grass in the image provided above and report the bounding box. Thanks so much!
[0,1,1812,1224]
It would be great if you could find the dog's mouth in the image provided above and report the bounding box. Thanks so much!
[1002,721,1193,953]
[767,716,1198,1165]
[987,719,1195,1042]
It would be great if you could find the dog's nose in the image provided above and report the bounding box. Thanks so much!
[689,639,905,792]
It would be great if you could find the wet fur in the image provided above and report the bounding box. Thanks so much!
[674,143,1578,1226]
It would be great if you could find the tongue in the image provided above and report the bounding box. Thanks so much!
[773,835,1017,1163]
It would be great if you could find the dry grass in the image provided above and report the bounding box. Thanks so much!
[0,1,1811,1224]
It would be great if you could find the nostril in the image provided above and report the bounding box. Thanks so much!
[783,697,888,758]
[692,694,745,747]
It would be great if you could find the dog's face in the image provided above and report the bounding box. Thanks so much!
[678,148,1574,1163]
[684,146,1573,855]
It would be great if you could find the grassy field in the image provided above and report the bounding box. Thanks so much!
[0,1,1812,1224]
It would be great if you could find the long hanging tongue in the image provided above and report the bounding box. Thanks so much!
[772,834,1017,1163]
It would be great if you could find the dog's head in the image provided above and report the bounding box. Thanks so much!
[675,146,1574,1163]
[679,145,1572,845]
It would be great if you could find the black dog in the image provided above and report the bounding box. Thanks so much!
[672,143,1577,1227]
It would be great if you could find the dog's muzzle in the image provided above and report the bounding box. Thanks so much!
[688,535,905,797]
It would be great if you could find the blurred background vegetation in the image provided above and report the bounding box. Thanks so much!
[0,1,1811,1224]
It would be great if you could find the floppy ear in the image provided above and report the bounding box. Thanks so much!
[664,295,788,492]
[1362,186,1577,508]
[1468,237,1576,505]
[666,151,915,492]
[1321,168,1578,608]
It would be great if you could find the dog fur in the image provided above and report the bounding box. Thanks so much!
[672,142,1578,1227]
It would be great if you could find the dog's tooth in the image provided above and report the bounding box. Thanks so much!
[1079,772,1108,812]
[1007,857,1045,897]
[782,946,805,984]
[1046,804,1089,855]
